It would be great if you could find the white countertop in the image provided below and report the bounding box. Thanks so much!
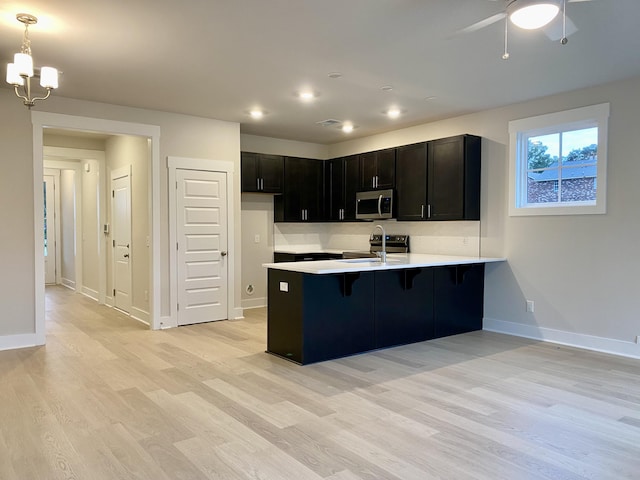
[263,253,506,274]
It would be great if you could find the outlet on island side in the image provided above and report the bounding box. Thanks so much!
[635,335,640,345]
[526,300,535,313]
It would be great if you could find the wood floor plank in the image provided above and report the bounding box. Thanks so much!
[1,285,638,480]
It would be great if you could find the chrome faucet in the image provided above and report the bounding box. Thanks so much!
[372,224,386,263]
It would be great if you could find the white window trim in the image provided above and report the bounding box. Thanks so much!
[508,103,609,216]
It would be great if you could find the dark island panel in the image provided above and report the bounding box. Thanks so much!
[267,263,486,365]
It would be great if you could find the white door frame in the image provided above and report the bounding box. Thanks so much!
[167,156,236,328]
[32,112,161,345]
[43,169,61,285]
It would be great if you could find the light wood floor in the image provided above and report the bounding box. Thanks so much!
[1,286,638,479]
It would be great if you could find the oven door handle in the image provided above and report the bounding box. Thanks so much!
[378,194,383,216]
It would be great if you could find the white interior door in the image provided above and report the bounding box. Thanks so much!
[176,169,228,325]
[44,175,57,284]
[112,170,132,313]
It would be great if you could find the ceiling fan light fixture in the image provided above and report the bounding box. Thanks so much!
[508,1,560,30]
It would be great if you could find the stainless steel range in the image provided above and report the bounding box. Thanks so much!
[342,234,409,259]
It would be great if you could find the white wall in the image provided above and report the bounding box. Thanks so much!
[241,134,329,159]
[59,169,76,288]
[80,158,101,299]
[0,90,240,344]
[105,135,150,322]
[240,194,274,308]
[0,93,34,337]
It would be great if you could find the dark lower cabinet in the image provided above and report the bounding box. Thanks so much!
[433,264,485,337]
[374,268,435,348]
[267,264,485,364]
[267,269,374,364]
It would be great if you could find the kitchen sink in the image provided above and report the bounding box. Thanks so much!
[341,251,378,259]
[338,257,406,265]
[339,258,382,263]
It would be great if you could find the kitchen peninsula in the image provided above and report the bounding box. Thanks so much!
[264,254,505,364]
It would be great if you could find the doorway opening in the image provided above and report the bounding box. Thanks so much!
[32,112,161,344]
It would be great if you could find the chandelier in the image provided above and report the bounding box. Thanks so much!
[5,13,59,109]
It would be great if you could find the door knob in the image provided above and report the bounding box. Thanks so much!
[123,254,129,258]
[221,251,227,257]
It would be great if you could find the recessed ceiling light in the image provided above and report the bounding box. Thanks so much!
[249,109,264,119]
[328,72,342,79]
[386,108,401,119]
[299,91,315,101]
[424,96,436,101]
[341,123,354,133]
[381,85,393,92]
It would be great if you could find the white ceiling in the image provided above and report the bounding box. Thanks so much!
[2,0,640,145]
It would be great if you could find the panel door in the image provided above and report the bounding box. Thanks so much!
[176,169,228,325]
[112,173,132,313]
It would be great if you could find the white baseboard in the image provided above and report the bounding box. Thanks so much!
[61,278,76,290]
[159,315,176,329]
[130,306,150,326]
[241,297,266,310]
[231,306,244,320]
[81,286,99,302]
[0,332,45,352]
[484,317,640,360]
[105,296,114,307]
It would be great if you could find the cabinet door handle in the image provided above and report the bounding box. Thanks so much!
[428,204,432,218]
[375,176,379,188]
[421,204,425,219]
[372,176,375,188]
[260,178,264,190]
[257,178,261,190]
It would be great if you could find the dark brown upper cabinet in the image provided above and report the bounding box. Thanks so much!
[241,152,284,193]
[396,135,481,221]
[274,156,325,222]
[358,148,395,191]
[326,155,359,221]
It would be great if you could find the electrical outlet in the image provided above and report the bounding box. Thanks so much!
[254,234,260,243]
[635,335,640,344]
[526,300,535,313]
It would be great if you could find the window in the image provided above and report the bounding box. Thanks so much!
[509,103,609,216]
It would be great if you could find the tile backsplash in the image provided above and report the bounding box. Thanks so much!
[274,221,481,256]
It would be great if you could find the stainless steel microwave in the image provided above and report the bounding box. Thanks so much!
[355,189,394,220]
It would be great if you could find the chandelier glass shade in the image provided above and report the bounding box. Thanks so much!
[5,13,59,108]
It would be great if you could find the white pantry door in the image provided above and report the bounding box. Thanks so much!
[176,169,228,325]
[44,175,57,284]
[112,169,132,313]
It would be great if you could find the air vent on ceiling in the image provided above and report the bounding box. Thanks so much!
[316,119,342,128]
